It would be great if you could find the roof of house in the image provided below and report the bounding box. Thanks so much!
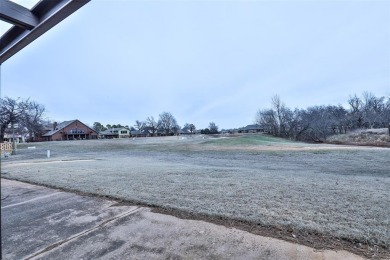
[239,124,263,131]
[131,129,152,135]
[157,129,168,134]
[42,120,97,137]
[42,120,76,137]
[143,126,156,132]
[180,127,191,134]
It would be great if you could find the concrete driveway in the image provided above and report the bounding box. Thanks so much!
[1,179,363,260]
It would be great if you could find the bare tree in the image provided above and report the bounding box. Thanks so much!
[208,122,219,134]
[188,123,196,134]
[271,95,293,136]
[21,101,46,141]
[134,120,145,131]
[172,123,181,136]
[146,116,158,136]
[255,95,292,137]
[348,94,364,128]
[256,109,275,134]
[361,92,386,128]
[0,97,44,142]
[328,105,348,134]
[301,106,335,142]
[158,112,177,135]
[183,123,196,134]
[255,92,389,143]
[384,95,390,131]
[271,95,283,135]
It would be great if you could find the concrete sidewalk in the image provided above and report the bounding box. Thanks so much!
[1,179,363,260]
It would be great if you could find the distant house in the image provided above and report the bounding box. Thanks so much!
[42,120,98,141]
[143,126,156,136]
[155,128,175,136]
[3,133,25,143]
[156,129,166,136]
[130,127,154,137]
[220,129,231,134]
[100,128,130,139]
[3,123,25,143]
[238,124,264,133]
[131,130,145,137]
[180,126,192,135]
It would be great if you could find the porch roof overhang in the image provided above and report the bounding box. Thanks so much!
[0,0,90,64]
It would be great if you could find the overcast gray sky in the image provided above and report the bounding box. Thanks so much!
[1,0,389,129]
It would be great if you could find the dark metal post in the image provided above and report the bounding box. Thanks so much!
[388,123,390,137]
[11,122,16,155]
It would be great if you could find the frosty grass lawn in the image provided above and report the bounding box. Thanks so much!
[2,134,389,257]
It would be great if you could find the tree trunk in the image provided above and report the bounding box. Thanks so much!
[0,124,6,142]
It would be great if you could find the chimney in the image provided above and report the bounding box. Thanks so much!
[53,122,58,130]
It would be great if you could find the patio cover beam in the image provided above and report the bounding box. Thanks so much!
[0,0,90,64]
[0,0,39,29]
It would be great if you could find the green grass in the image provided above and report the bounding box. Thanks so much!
[203,134,295,146]
[309,150,332,155]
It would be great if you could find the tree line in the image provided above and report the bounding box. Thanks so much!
[255,92,390,142]
[0,96,220,142]
[0,97,46,142]
[2,91,388,143]
[93,113,220,136]
[93,112,182,135]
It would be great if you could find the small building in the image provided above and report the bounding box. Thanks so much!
[100,128,130,139]
[3,123,27,143]
[143,127,156,136]
[130,128,154,137]
[220,129,232,134]
[180,126,192,135]
[3,133,25,143]
[42,120,98,141]
[156,128,180,136]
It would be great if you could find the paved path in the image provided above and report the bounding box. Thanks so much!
[1,179,363,260]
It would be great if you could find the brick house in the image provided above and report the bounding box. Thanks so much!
[42,120,98,141]
[238,124,265,133]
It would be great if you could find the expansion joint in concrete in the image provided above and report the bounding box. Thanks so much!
[24,207,141,260]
